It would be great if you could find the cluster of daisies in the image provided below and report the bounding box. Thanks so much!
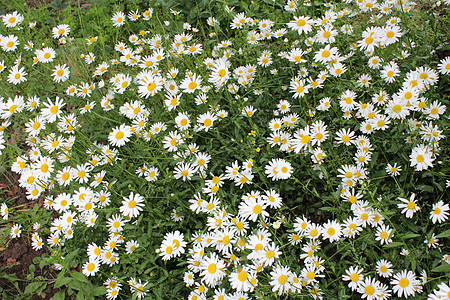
[0,0,449,299]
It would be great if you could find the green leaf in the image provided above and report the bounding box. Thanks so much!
[53,289,66,300]
[55,276,72,289]
[65,249,79,263]
[382,242,403,248]
[402,233,420,239]
[70,271,89,283]
[24,281,46,295]
[319,206,338,213]
[92,286,106,296]
[76,291,85,300]
[436,229,450,239]
[28,264,35,274]
[416,184,433,192]
[54,270,66,289]
[431,263,450,273]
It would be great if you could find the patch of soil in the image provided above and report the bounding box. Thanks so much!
[0,237,48,296]
[25,0,54,8]
[0,236,61,299]
[25,0,91,9]
[0,170,57,298]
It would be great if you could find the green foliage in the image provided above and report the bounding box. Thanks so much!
[0,0,449,299]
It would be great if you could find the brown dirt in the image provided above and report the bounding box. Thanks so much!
[0,168,56,298]
[0,237,45,291]
[24,0,91,9]
[25,0,54,8]
[0,237,59,299]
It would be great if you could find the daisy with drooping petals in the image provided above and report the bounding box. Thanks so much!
[1,203,9,220]
[397,193,420,218]
[125,240,139,254]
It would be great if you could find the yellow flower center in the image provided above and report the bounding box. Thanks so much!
[115,131,124,140]
[365,286,375,295]
[238,271,248,281]
[188,82,197,90]
[87,263,95,272]
[393,105,402,113]
[208,263,217,274]
[278,275,288,284]
[253,205,262,214]
[399,278,409,287]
